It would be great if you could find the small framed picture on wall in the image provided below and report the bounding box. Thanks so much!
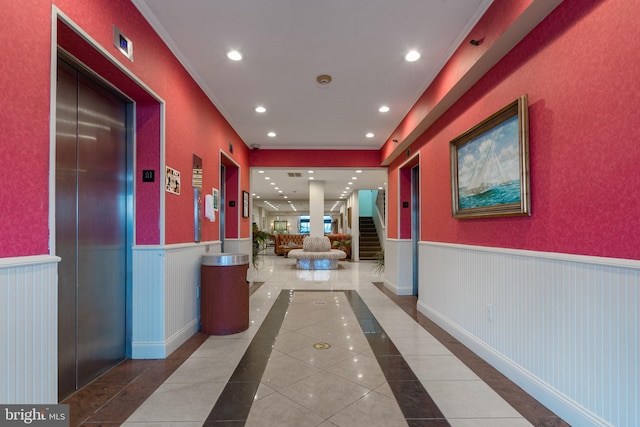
[212,188,219,211]
[242,191,249,218]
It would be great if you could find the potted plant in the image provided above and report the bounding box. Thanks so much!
[252,223,271,268]
[371,249,384,274]
[331,236,351,258]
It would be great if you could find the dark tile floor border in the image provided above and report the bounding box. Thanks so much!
[62,333,209,427]
[204,289,292,424]
[63,285,267,427]
[206,289,449,426]
[344,290,449,425]
[371,282,570,427]
[63,280,568,427]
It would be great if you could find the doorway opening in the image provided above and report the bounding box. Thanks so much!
[399,155,420,297]
[411,164,420,296]
[220,153,240,252]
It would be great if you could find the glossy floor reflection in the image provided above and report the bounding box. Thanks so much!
[66,252,567,426]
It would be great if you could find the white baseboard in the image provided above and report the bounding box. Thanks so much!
[132,318,200,359]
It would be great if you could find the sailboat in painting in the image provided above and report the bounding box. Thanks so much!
[463,137,510,196]
[457,115,521,210]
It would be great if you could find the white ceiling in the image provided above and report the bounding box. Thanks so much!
[132,0,493,211]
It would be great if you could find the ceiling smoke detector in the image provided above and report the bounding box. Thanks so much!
[316,74,332,85]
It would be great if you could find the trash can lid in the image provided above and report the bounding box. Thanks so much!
[201,253,249,266]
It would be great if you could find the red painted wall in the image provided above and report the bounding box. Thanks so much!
[249,149,382,168]
[224,165,240,239]
[1,0,51,256]
[391,0,640,260]
[4,0,637,262]
[135,104,162,245]
[399,168,412,239]
[1,0,251,256]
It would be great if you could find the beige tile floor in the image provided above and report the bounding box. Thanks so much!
[122,253,533,426]
[246,291,406,427]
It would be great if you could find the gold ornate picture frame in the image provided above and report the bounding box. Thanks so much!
[450,95,530,219]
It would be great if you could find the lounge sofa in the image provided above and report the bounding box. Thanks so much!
[288,236,347,270]
[274,233,351,257]
[273,234,307,256]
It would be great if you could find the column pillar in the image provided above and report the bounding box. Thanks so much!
[309,180,325,237]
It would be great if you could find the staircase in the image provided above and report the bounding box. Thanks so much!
[359,217,381,260]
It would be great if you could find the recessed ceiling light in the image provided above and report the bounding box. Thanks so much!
[356,170,362,173]
[365,132,374,138]
[265,177,270,180]
[308,170,314,174]
[352,177,357,180]
[378,106,390,113]
[309,177,315,180]
[267,132,276,137]
[405,50,420,62]
[258,170,264,173]
[348,182,353,185]
[255,106,266,113]
[270,182,275,186]
[226,50,244,61]
[274,187,279,190]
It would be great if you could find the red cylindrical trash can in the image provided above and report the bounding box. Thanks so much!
[200,253,249,335]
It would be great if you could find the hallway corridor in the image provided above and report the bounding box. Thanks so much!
[63,254,567,426]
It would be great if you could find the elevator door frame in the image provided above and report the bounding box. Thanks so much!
[411,164,420,296]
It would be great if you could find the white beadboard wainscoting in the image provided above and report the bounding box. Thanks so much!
[383,239,414,295]
[132,241,221,358]
[0,255,60,404]
[222,238,252,259]
[419,241,639,427]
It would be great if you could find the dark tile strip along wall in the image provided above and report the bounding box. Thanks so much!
[204,290,292,425]
[344,290,450,427]
[371,282,570,427]
[63,332,209,427]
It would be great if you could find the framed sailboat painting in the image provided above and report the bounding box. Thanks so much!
[450,95,530,219]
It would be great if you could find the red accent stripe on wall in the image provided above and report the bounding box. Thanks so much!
[249,149,382,168]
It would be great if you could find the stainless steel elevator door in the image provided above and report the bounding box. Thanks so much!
[56,58,127,400]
